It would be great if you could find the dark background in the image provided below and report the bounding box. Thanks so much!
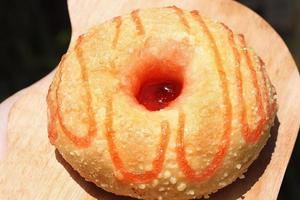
[0,0,299,199]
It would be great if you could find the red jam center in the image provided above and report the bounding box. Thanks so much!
[136,79,183,111]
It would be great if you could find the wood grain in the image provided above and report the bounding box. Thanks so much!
[0,0,299,199]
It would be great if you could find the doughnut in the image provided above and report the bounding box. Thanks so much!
[47,7,277,200]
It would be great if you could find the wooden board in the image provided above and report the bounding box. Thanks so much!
[1,0,300,199]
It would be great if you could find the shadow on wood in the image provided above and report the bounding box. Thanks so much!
[55,117,280,200]
[55,150,134,200]
[210,117,280,200]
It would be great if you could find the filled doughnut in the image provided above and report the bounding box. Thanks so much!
[47,6,277,200]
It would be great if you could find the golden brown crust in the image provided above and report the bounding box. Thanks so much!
[47,7,277,200]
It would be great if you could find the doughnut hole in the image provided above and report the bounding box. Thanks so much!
[132,59,184,111]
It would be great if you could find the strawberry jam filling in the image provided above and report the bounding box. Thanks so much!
[136,79,183,111]
[131,59,184,111]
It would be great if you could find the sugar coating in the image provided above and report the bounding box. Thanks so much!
[177,182,187,191]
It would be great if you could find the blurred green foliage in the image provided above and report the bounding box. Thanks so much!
[0,0,71,101]
[0,0,299,199]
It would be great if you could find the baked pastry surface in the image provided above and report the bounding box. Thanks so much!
[47,6,277,200]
